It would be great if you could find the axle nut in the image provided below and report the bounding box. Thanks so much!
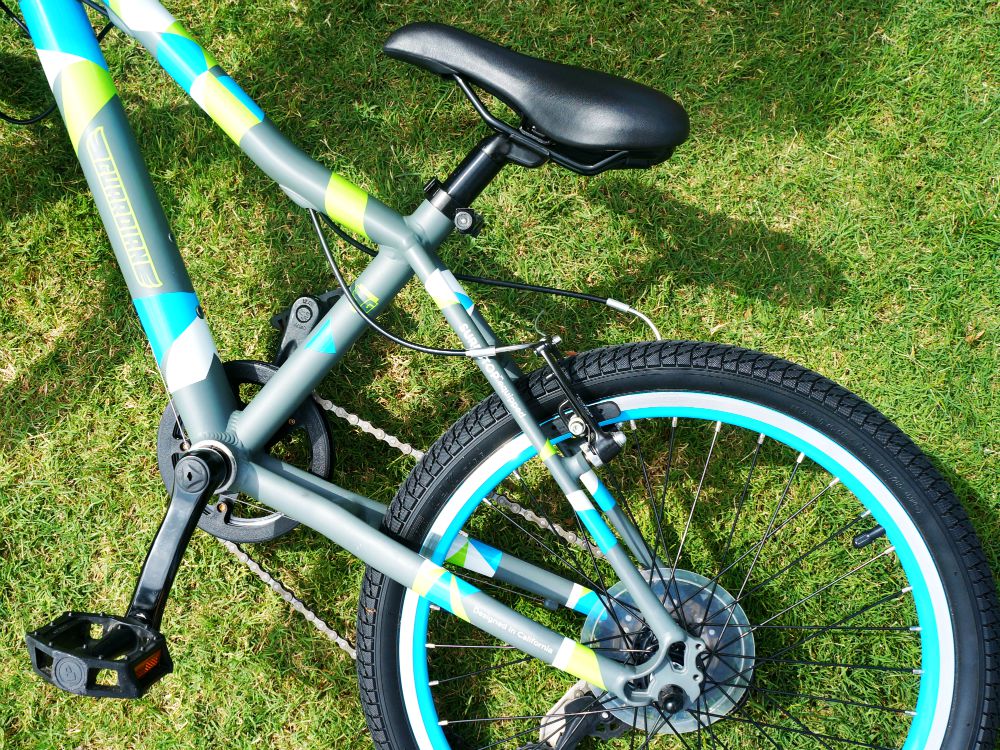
[657,685,686,715]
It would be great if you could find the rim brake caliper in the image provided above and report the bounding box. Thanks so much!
[533,336,626,467]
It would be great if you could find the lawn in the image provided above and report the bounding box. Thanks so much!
[1,0,997,748]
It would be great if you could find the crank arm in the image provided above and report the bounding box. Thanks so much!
[24,448,229,698]
[127,448,230,627]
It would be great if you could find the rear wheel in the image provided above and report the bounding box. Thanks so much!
[357,342,998,750]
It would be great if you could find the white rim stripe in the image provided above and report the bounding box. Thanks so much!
[397,392,953,750]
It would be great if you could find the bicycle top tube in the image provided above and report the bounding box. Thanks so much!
[93,0,419,252]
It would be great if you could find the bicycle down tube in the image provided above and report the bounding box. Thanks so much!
[21,0,703,705]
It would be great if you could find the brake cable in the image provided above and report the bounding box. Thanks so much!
[0,0,114,126]
[317,212,663,341]
[310,208,539,359]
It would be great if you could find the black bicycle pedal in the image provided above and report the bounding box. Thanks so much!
[25,612,172,699]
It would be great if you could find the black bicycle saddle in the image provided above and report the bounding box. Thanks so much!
[383,22,689,165]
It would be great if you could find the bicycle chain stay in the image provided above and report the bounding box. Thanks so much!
[223,391,598,660]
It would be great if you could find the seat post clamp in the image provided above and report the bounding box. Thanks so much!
[423,177,485,236]
[423,177,457,218]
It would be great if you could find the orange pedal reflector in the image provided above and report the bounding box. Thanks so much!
[134,649,162,678]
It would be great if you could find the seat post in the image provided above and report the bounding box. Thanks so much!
[444,135,509,203]
[424,135,511,228]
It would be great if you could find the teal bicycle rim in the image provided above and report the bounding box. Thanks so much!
[400,391,952,750]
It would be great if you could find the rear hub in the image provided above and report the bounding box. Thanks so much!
[581,569,755,734]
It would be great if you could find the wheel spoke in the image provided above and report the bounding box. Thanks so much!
[637,710,667,750]
[702,508,875,624]
[688,707,899,750]
[712,452,805,649]
[652,416,679,566]
[747,623,918,633]
[695,673,781,750]
[667,421,722,629]
[711,650,879,750]
[695,691,704,750]
[604,445,677,622]
[709,544,898,638]
[430,654,534,685]
[605,458,667,577]
[464,692,617,750]
[709,678,916,715]
[765,692,836,750]
[733,700,784,750]
[735,451,802,595]
[678,476,841,616]
[231,497,279,515]
[698,708,731,750]
[443,698,616,725]
[680,702,721,750]
[411,405,928,750]
[696,433,765,631]
[709,586,917,689]
[762,586,914,659]
[711,652,919,674]
[653,705,697,750]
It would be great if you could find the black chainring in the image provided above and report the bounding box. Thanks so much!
[156,359,333,543]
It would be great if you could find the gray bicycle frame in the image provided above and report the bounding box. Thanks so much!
[23,0,703,704]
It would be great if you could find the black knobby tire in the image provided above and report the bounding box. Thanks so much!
[356,342,999,750]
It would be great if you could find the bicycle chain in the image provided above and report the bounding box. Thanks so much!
[219,394,594,659]
[217,538,357,659]
[309,395,595,554]
[312,395,427,461]
[487,492,600,557]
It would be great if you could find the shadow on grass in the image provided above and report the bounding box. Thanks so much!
[0,50,53,120]
[587,176,845,308]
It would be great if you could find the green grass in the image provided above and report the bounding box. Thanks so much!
[1,0,997,748]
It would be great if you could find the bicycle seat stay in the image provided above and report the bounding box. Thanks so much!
[383,22,689,168]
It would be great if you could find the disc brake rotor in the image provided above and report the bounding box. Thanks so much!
[156,359,333,544]
[580,568,755,735]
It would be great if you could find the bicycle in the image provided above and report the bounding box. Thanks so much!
[5,0,999,748]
